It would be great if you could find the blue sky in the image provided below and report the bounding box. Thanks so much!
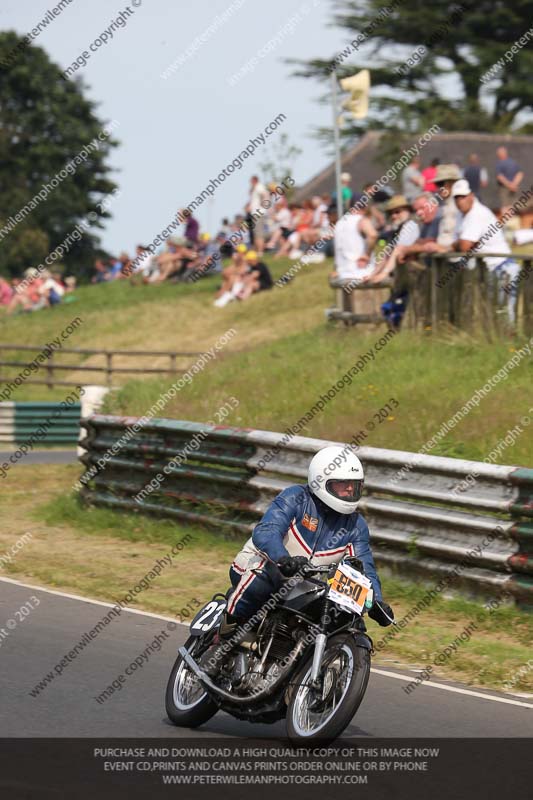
[2,0,348,255]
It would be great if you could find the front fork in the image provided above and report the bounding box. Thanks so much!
[309,598,331,686]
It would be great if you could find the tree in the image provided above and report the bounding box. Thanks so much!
[0,31,118,279]
[258,133,302,197]
[289,0,533,141]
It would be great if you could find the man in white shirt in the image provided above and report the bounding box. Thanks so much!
[452,179,520,323]
[248,175,269,255]
[331,201,378,284]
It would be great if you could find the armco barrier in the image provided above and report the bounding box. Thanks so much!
[78,416,533,607]
[0,401,81,445]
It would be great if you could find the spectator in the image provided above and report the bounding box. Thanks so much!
[92,258,109,283]
[451,179,520,324]
[7,270,45,313]
[154,238,182,282]
[107,251,131,280]
[366,195,420,284]
[275,202,313,260]
[219,218,231,238]
[463,153,488,200]
[191,233,221,279]
[218,232,234,260]
[129,245,156,284]
[266,197,293,251]
[40,270,65,306]
[340,172,353,211]
[431,163,462,250]
[214,244,248,307]
[180,210,200,244]
[0,277,14,309]
[248,176,269,255]
[361,194,421,328]
[495,147,524,216]
[401,157,424,202]
[421,158,440,192]
[330,197,378,284]
[362,183,387,232]
[235,251,273,300]
[64,276,77,294]
[396,193,441,264]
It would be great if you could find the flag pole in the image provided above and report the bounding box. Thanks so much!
[332,69,343,219]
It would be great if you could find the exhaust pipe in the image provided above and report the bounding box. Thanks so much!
[179,640,306,705]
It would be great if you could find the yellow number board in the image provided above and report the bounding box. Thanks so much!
[328,564,372,615]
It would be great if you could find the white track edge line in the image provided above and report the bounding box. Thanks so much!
[370,668,533,709]
[0,575,187,626]
[1,576,531,709]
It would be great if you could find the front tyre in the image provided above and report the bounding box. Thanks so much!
[165,636,218,727]
[286,634,370,744]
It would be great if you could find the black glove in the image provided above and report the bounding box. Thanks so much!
[277,555,309,577]
[368,600,394,627]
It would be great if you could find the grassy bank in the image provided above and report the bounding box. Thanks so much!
[1,257,532,464]
[110,326,533,465]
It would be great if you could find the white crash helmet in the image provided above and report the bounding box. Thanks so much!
[308,445,364,515]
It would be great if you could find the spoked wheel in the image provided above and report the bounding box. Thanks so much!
[165,636,218,727]
[286,635,370,744]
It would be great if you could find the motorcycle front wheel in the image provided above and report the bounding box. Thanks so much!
[165,635,218,727]
[286,634,370,744]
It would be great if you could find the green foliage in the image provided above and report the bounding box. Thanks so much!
[258,132,302,197]
[289,0,533,139]
[0,31,118,279]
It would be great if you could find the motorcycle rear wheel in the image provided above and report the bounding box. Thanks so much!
[286,634,370,744]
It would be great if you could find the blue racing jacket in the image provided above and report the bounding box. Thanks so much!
[231,484,383,601]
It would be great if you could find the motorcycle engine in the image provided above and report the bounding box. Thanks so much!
[236,617,302,694]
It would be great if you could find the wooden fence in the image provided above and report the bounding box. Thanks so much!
[0,345,202,389]
[327,252,533,338]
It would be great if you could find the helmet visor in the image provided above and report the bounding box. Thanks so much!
[326,479,363,503]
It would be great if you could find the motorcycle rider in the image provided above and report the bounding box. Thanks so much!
[223,444,394,629]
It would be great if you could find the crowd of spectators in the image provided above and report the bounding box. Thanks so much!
[0,269,76,315]
[5,147,525,324]
[329,147,528,328]
[89,175,329,308]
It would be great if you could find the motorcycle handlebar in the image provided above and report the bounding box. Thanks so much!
[302,564,331,574]
[276,559,365,578]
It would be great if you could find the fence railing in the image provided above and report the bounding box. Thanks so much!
[0,345,202,389]
[0,401,81,444]
[79,416,533,608]
[327,252,533,337]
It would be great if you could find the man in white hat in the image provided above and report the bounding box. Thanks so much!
[451,179,520,322]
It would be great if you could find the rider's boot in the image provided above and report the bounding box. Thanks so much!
[202,612,251,678]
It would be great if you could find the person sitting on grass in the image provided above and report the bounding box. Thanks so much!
[0,277,13,311]
[213,244,248,307]
[234,250,273,300]
[155,237,197,282]
[7,270,44,314]
[39,270,65,306]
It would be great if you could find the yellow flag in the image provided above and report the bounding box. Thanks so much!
[340,69,370,119]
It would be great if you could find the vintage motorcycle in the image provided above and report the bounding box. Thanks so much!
[165,557,383,743]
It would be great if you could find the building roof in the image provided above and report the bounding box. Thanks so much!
[294,131,533,210]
